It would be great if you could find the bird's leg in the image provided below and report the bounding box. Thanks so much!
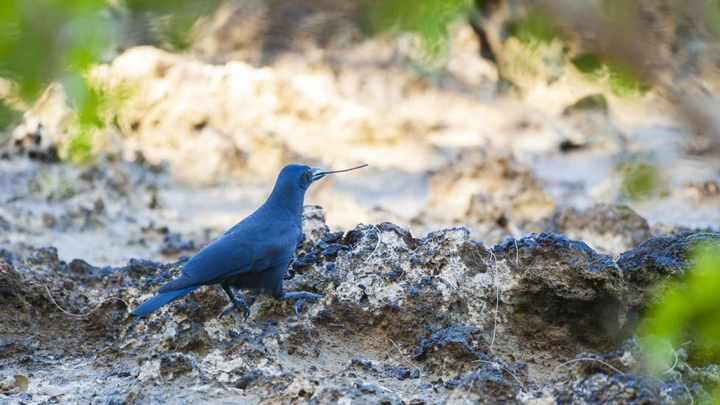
[280,292,324,315]
[220,285,251,320]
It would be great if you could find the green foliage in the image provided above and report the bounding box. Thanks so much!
[0,98,21,131]
[499,10,647,96]
[572,2,648,95]
[0,0,219,163]
[506,12,558,45]
[63,83,132,164]
[703,1,720,36]
[0,0,112,163]
[571,53,648,95]
[65,126,94,164]
[571,54,603,74]
[0,0,110,103]
[616,157,661,200]
[124,0,221,51]
[606,62,649,96]
[361,0,472,59]
[640,241,720,399]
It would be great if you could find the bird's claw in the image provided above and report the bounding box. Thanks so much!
[220,297,251,320]
[282,292,323,315]
[293,298,306,315]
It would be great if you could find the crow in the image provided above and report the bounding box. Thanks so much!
[131,163,367,318]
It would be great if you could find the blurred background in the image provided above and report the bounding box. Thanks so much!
[0,0,719,265]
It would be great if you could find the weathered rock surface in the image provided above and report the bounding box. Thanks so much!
[1,207,715,403]
[542,204,652,256]
[0,261,23,298]
[617,233,720,307]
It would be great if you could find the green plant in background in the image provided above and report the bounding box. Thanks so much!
[360,0,473,60]
[641,240,720,400]
[616,156,662,201]
[0,0,220,162]
[468,3,649,96]
[0,99,21,133]
[0,0,110,104]
[62,81,135,163]
[704,2,720,38]
[497,10,566,89]
[0,0,113,156]
[505,11,558,45]
[571,54,649,96]
[123,0,222,51]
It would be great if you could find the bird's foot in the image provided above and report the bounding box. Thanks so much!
[294,299,306,315]
[281,292,323,315]
[220,296,252,320]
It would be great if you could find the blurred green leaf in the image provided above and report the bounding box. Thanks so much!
[506,12,558,45]
[607,61,649,96]
[124,0,221,51]
[571,53,648,95]
[702,1,720,37]
[360,0,472,59]
[0,0,216,163]
[617,158,661,200]
[641,241,720,376]
[571,54,603,74]
[0,0,116,166]
[62,75,132,163]
[0,0,109,103]
[0,99,21,131]
[65,125,95,164]
[62,72,102,128]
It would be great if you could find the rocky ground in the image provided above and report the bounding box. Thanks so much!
[0,149,718,403]
[1,193,719,403]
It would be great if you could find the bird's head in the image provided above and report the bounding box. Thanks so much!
[274,164,315,191]
[276,163,369,191]
[268,163,368,213]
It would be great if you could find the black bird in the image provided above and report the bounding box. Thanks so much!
[131,163,367,318]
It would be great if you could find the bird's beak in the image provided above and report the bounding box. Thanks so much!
[312,164,368,182]
[312,167,327,182]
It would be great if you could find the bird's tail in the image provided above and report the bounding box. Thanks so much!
[131,285,199,317]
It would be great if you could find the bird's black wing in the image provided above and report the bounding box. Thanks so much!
[157,231,295,293]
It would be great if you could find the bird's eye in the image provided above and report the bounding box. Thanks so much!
[300,169,312,187]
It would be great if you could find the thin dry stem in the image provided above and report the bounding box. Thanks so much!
[362,224,382,265]
[389,338,424,396]
[551,357,625,379]
[45,284,130,318]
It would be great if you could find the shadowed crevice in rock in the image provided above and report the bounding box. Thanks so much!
[492,233,629,347]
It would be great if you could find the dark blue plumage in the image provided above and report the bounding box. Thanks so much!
[131,163,366,318]
[130,286,198,317]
